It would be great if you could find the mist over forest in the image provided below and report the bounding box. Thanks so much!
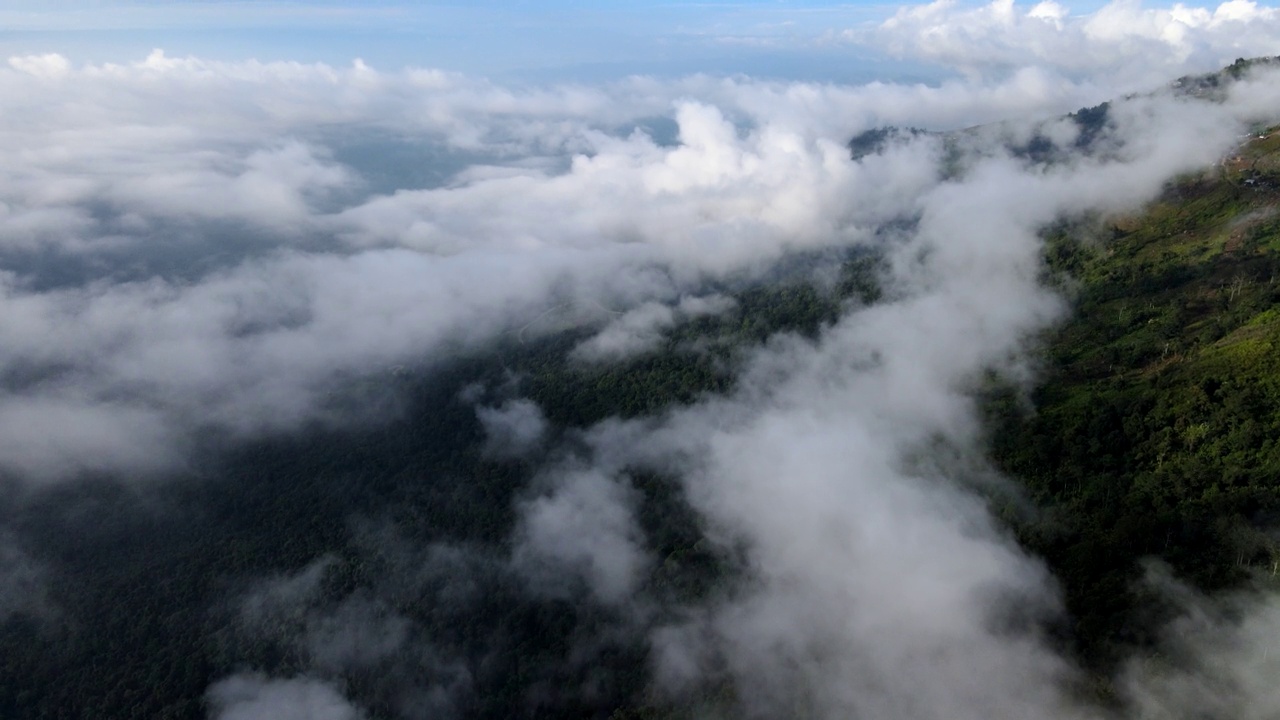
[6,3,1280,719]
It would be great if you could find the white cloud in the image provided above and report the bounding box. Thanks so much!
[513,468,649,606]
[570,294,736,363]
[206,674,365,720]
[506,71,1280,718]
[476,398,548,458]
[0,46,1274,484]
[8,53,70,79]
[861,0,1280,88]
[1121,566,1280,719]
[571,303,677,363]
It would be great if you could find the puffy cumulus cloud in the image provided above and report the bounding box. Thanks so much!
[861,0,1280,88]
[7,53,70,80]
[206,674,365,720]
[0,48,1272,494]
[0,55,916,482]
[330,98,887,268]
[110,141,353,230]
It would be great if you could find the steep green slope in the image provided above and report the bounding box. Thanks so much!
[988,125,1280,668]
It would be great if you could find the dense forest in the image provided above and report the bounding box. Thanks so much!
[4,63,1280,719]
[988,120,1280,672]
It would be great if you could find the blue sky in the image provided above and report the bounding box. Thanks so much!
[0,0,1113,83]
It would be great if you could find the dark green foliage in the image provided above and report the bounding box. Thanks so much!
[985,127,1280,669]
[1174,55,1280,99]
[1070,102,1111,151]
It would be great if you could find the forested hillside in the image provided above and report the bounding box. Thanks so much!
[988,122,1280,672]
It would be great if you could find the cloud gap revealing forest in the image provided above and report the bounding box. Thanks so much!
[8,44,1280,720]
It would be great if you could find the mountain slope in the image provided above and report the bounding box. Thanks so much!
[988,124,1280,668]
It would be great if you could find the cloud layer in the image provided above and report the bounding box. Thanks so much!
[3,5,1280,717]
[0,46,1136,482]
